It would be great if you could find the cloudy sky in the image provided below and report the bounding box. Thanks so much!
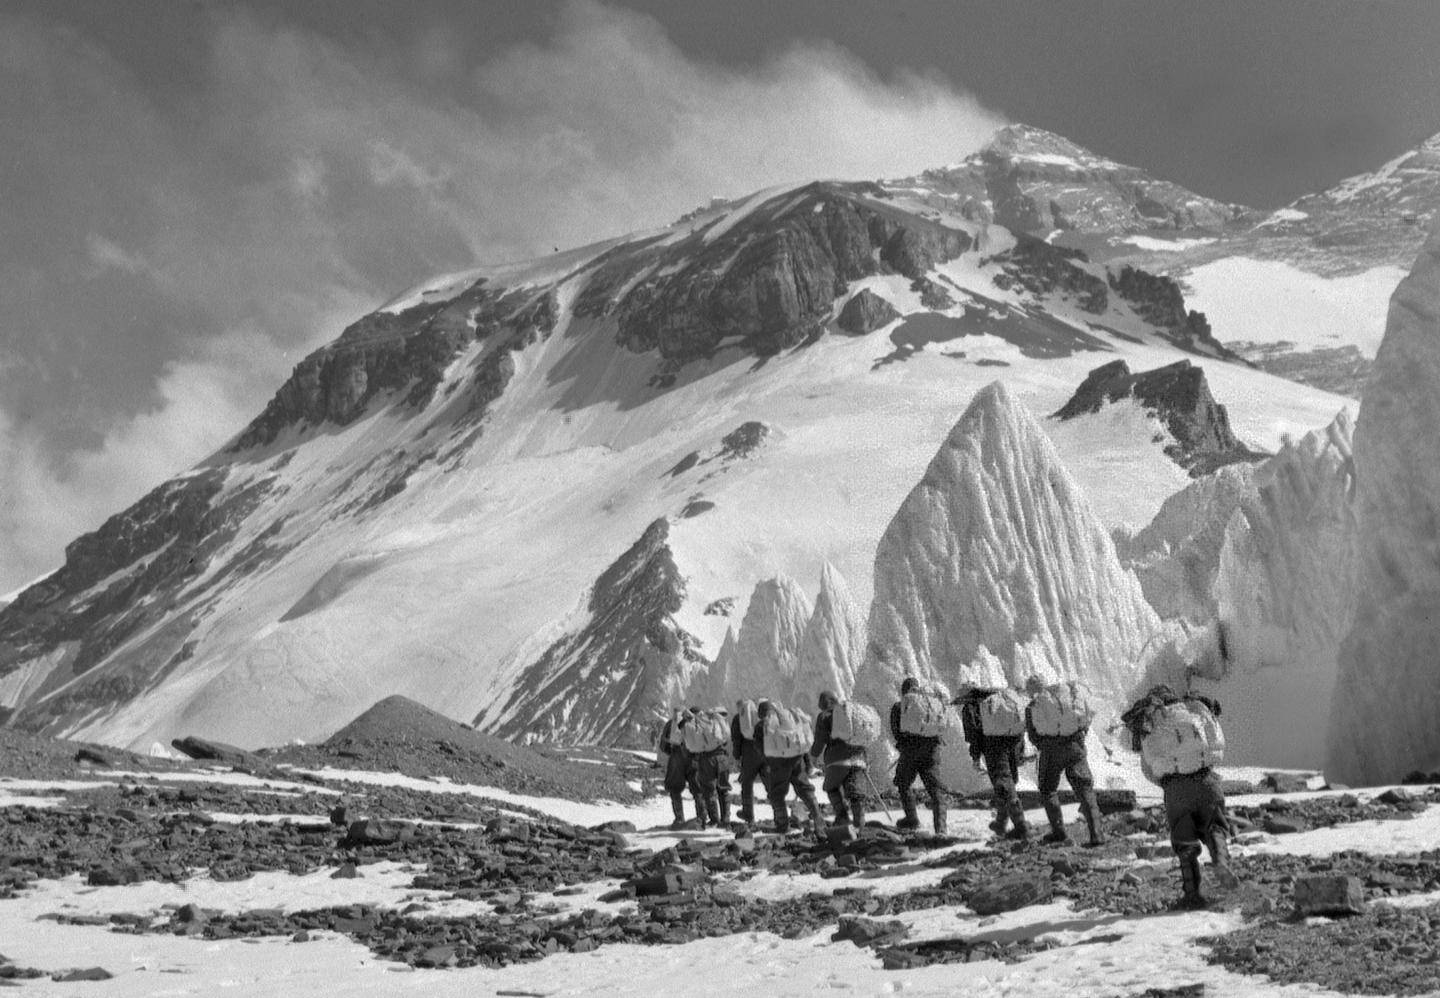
[2,0,1438,592]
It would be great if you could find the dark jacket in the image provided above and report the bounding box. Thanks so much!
[889,702,940,757]
[731,713,765,770]
[810,709,867,769]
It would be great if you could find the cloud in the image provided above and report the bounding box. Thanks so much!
[0,1,1004,591]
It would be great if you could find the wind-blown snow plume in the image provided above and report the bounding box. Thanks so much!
[1329,222,1440,784]
[853,381,1162,714]
[723,576,813,706]
[794,562,865,703]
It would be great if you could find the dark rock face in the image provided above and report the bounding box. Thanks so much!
[989,236,1109,313]
[489,519,705,747]
[1055,359,1267,476]
[231,282,556,451]
[0,469,286,731]
[575,182,970,364]
[1108,266,1235,359]
[837,289,900,335]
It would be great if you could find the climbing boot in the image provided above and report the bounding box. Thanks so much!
[770,797,789,834]
[717,793,731,826]
[804,794,825,837]
[669,793,687,830]
[849,798,866,829]
[1206,829,1241,890]
[988,807,1010,837]
[1041,800,1069,844]
[1177,847,1206,909]
[931,802,948,836]
[896,791,920,831]
[737,789,755,825]
[1081,792,1106,848]
[1006,800,1029,840]
[826,791,850,827]
[704,796,721,828]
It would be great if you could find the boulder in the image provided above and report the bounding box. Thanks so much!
[836,289,900,335]
[169,736,256,766]
[1292,874,1365,917]
[831,915,910,947]
[967,873,1054,915]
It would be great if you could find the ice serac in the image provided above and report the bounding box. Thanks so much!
[794,563,865,703]
[721,576,813,706]
[1124,412,1356,768]
[489,519,706,747]
[854,381,1162,714]
[1329,223,1440,784]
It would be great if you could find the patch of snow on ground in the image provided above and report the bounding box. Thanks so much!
[1122,235,1218,251]
[1184,257,1405,358]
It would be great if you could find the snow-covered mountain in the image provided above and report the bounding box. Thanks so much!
[0,123,1392,763]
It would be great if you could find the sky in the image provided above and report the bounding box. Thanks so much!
[1,0,1438,593]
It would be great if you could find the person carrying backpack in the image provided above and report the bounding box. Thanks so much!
[1121,684,1240,909]
[658,708,703,830]
[890,677,947,834]
[811,691,869,830]
[957,684,1030,840]
[684,706,733,828]
[754,700,823,836]
[731,698,768,825]
[1025,676,1104,847]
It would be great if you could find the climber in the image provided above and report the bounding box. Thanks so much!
[657,708,703,830]
[957,684,1030,840]
[811,691,868,829]
[683,705,733,827]
[890,677,947,834]
[731,698,768,824]
[1121,684,1240,909]
[754,700,823,836]
[1024,676,1104,847]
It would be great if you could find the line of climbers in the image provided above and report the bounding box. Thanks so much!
[658,678,1235,910]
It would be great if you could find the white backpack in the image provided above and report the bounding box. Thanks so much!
[899,689,948,737]
[1029,682,1095,737]
[736,699,759,740]
[978,689,1028,737]
[830,701,882,747]
[763,705,811,758]
[682,710,729,754]
[1140,700,1225,780]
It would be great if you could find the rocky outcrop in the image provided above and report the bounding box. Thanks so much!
[719,576,813,706]
[491,519,707,747]
[836,289,900,335]
[575,182,970,363]
[794,563,865,702]
[1329,222,1440,784]
[231,282,555,451]
[989,236,1108,313]
[853,382,1161,716]
[1108,266,1233,358]
[1055,359,1266,476]
[0,469,288,731]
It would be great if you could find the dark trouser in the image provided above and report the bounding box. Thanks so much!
[736,747,766,821]
[895,745,943,812]
[694,749,732,824]
[1162,769,1235,899]
[981,737,1026,832]
[822,763,866,826]
[663,750,703,824]
[763,755,821,831]
[1036,736,1101,840]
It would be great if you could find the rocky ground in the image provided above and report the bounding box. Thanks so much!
[3,726,1440,994]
